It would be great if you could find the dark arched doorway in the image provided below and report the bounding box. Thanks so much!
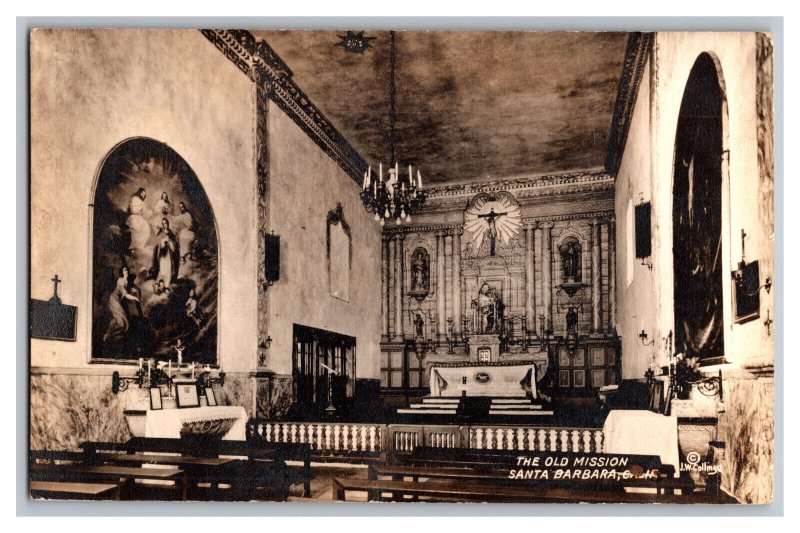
[91,138,218,363]
[672,53,726,361]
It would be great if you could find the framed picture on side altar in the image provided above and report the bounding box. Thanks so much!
[175,381,200,408]
[205,387,217,407]
[150,387,163,410]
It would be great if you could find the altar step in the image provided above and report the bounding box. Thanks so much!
[396,395,554,419]
[488,397,553,417]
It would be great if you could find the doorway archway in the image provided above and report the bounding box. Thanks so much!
[672,53,728,362]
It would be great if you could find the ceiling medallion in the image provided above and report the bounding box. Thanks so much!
[360,31,426,226]
[335,31,376,54]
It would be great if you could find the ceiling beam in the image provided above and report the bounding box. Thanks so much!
[605,32,654,177]
[201,29,368,185]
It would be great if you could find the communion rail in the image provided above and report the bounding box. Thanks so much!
[247,420,603,461]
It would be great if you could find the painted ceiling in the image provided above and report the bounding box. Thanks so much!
[253,30,629,185]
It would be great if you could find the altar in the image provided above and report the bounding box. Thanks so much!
[124,389,247,440]
[429,361,538,398]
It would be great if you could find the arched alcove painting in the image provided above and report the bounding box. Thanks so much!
[91,138,218,363]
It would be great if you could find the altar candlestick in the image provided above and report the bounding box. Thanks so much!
[147,360,151,383]
[138,358,143,371]
[191,363,195,379]
[362,171,367,189]
[417,170,422,188]
[168,360,171,376]
[379,163,383,181]
[408,165,413,184]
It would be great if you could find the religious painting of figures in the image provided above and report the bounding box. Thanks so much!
[91,138,218,364]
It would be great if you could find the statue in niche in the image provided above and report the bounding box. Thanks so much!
[408,247,430,301]
[473,282,504,334]
[414,313,425,338]
[560,239,581,282]
[566,306,579,335]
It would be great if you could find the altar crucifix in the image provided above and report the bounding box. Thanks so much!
[477,208,508,256]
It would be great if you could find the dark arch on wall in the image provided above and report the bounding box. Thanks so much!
[91,138,219,363]
[672,53,727,362]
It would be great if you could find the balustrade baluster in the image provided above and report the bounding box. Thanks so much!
[314,425,321,450]
[342,425,350,451]
[281,424,288,443]
[474,428,482,449]
[333,425,341,450]
[596,431,604,453]
[536,429,545,451]
[369,426,376,452]
[263,423,272,442]
[298,424,305,444]
[548,429,558,452]
[581,430,591,453]
[324,425,331,450]
[506,429,515,450]
[290,424,297,443]
[560,429,569,452]
[517,428,526,451]
[487,428,495,450]
[571,430,580,452]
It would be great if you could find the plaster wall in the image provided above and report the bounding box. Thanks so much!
[29,29,257,444]
[615,33,773,377]
[265,100,383,381]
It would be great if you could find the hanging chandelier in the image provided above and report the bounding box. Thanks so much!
[360,31,426,226]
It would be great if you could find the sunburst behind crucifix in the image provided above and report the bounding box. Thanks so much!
[464,194,522,256]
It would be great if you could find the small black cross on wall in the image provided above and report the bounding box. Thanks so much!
[50,274,62,304]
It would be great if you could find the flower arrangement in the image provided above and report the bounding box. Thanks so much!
[672,354,703,399]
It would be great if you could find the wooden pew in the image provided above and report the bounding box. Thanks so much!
[30,462,187,500]
[80,437,311,500]
[30,480,122,501]
[332,477,715,504]
[328,446,702,503]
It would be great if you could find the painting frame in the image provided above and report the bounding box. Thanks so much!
[204,387,217,407]
[149,386,163,410]
[175,381,200,408]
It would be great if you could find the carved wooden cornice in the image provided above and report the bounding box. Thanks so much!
[202,29,368,184]
[605,32,653,177]
[423,168,612,199]
[383,210,613,237]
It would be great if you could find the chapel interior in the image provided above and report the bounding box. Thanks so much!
[28,29,775,504]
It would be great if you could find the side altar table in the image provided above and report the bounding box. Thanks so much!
[131,405,247,441]
[430,361,537,398]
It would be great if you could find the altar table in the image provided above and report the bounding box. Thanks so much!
[429,362,537,398]
[602,410,680,477]
[143,405,248,441]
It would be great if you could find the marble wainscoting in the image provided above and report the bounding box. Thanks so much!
[213,373,251,415]
[30,371,131,451]
[270,376,293,418]
[719,368,774,504]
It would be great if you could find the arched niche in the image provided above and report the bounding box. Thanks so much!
[671,52,728,362]
[91,138,219,364]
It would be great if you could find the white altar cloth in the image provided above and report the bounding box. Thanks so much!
[144,405,247,440]
[602,410,679,477]
[430,362,537,398]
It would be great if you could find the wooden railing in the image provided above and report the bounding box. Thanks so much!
[388,424,465,456]
[469,426,604,453]
[248,420,603,458]
[250,421,383,453]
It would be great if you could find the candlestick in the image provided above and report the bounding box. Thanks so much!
[147,360,151,383]
[408,165,412,184]
[168,360,171,376]
[191,364,195,379]
[379,162,383,181]
[417,170,422,188]
[138,358,143,371]
[362,170,367,189]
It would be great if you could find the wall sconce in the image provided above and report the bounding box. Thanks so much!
[258,337,273,367]
[731,260,772,296]
[639,330,655,346]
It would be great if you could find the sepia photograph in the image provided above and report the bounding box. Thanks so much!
[26,25,776,507]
